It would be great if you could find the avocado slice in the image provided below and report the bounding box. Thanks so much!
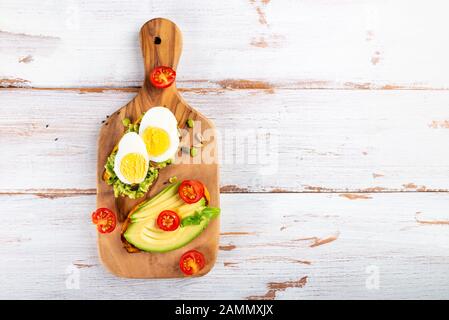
[131,197,185,222]
[123,183,217,253]
[132,182,180,215]
[126,219,209,252]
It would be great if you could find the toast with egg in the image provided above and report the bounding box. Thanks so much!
[103,107,179,199]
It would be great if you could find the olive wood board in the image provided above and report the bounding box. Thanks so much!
[96,18,220,278]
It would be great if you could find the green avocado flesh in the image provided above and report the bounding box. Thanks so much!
[123,182,213,253]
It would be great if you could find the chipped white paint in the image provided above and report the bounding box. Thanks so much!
[0,193,448,299]
[2,89,449,192]
[1,0,449,88]
[1,0,449,299]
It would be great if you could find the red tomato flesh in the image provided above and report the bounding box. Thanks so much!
[150,66,176,88]
[178,180,205,204]
[179,250,205,275]
[92,208,116,234]
[156,210,180,231]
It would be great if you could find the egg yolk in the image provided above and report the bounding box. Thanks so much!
[142,127,170,157]
[120,153,147,183]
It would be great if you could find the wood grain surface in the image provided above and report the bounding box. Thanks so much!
[1,0,449,299]
[1,0,449,90]
[1,193,448,299]
[2,89,449,193]
[96,18,220,278]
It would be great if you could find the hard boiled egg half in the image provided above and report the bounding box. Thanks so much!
[113,132,149,184]
[138,107,179,163]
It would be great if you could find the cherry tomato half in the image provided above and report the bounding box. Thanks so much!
[157,210,180,231]
[150,66,176,88]
[178,180,205,204]
[92,208,116,234]
[179,250,205,276]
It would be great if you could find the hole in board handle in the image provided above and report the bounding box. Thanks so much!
[154,36,161,45]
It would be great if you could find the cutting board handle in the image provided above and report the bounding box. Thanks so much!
[139,18,183,87]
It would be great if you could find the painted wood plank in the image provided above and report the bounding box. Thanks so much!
[2,88,449,193]
[1,192,448,299]
[1,0,449,89]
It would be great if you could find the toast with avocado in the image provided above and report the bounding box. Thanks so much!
[121,181,220,253]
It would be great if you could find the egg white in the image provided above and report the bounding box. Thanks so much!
[138,106,180,163]
[113,132,149,185]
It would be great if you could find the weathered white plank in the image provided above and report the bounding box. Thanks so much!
[1,192,448,299]
[2,0,449,88]
[2,88,449,192]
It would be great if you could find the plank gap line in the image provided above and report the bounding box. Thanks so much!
[2,189,449,197]
[3,83,449,92]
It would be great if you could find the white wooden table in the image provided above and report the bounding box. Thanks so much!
[1,0,449,299]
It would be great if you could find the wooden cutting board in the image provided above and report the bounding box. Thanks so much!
[96,18,220,278]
